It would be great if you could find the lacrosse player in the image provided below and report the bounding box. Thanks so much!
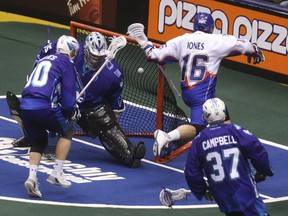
[127,12,265,158]
[184,97,274,215]
[21,35,80,198]
[11,32,146,168]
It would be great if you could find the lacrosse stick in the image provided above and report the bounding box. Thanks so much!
[127,23,181,97]
[47,24,51,43]
[76,35,127,100]
[159,188,191,207]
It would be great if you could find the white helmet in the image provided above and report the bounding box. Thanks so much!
[56,35,79,60]
[202,98,226,124]
[84,32,107,70]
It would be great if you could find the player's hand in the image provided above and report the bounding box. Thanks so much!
[254,171,267,183]
[247,43,265,64]
[204,189,213,201]
[70,104,81,121]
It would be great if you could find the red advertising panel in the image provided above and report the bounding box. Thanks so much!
[0,0,117,28]
[148,0,288,76]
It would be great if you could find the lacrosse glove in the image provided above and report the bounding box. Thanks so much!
[254,171,267,183]
[247,43,265,64]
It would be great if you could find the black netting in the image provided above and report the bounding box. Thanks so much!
[74,28,189,138]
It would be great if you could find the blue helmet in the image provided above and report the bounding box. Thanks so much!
[193,12,214,33]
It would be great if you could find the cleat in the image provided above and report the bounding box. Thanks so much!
[153,130,170,157]
[12,136,30,147]
[130,142,146,168]
[47,171,71,188]
[24,178,42,198]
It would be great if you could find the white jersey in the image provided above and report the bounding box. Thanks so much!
[146,31,255,125]
[148,31,255,88]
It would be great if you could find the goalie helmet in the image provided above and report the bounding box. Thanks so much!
[84,32,108,70]
[56,35,79,60]
[194,12,214,33]
[202,98,226,124]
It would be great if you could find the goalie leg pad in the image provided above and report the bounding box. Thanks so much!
[78,102,118,139]
[80,102,145,167]
[98,125,135,165]
[6,91,28,137]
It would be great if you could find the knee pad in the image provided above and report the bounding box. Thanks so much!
[60,126,74,140]
[30,136,48,154]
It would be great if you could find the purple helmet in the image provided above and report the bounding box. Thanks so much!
[194,12,214,33]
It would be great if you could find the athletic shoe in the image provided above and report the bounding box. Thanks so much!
[43,146,56,161]
[12,136,30,147]
[47,171,71,188]
[24,178,42,198]
[130,142,146,168]
[153,130,170,156]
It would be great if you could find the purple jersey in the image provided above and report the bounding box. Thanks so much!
[184,123,274,213]
[20,53,77,118]
[36,41,125,112]
[74,46,124,112]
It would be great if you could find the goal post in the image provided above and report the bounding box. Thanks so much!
[70,21,191,163]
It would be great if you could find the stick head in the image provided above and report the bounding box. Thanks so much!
[127,23,148,48]
[106,35,127,59]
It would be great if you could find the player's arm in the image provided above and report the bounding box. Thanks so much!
[237,127,274,178]
[126,23,178,64]
[184,140,208,200]
[233,38,265,64]
[33,41,57,68]
[60,58,78,119]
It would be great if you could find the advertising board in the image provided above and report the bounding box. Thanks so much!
[148,0,288,77]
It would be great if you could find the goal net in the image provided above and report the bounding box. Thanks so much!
[70,21,191,163]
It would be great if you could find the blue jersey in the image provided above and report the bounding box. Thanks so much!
[36,41,125,112]
[73,46,124,112]
[184,123,274,213]
[20,53,77,118]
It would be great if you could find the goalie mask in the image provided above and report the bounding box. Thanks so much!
[56,35,79,60]
[202,98,226,124]
[84,32,108,70]
[193,12,214,33]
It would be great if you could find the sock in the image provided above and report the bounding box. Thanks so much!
[53,159,65,173]
[28,165,38,180]
[167,129,180,141]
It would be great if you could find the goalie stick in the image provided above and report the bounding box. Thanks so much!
[77,35,127,100]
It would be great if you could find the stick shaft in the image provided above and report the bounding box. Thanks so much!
[158,64,181,97]
[76,58,110,100]
[47,24,51,43]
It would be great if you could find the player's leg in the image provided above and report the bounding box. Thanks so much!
[45,108,74,187]
[21,109,49,198]
[78,102,146,168]
[153,104,205,157]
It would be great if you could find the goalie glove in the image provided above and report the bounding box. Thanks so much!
[159,188,190,207]
[247,43,265,64]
